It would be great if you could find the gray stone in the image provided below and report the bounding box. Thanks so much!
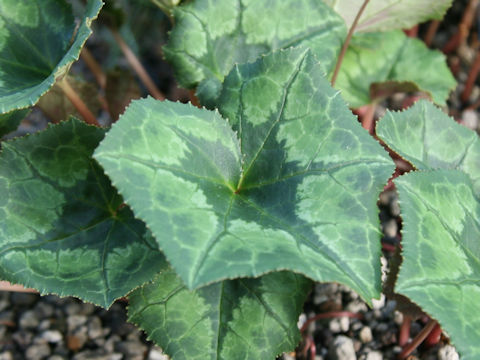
[47,356,65,360]
[365,351,382,360]
[438,345,459,360]
[0,352,13,360]
[147,347,169,360]
[79,303,96,316]
[67,315,87,332]
[461,109,479,131]
[20,310,40,329]
[64,302,82,316]
[383,219,397,238]
[12,330,34,347]
[0,300,9,312]
[41,330,63,343]
[25,344,51,360]
[115,339,148,358]
[345,300,368,314]
[35,302,55,318]
[88,316,103,339]
[330,335,357,360]
[359,326,373,343]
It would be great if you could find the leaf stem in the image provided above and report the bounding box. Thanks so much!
[111,29,165,101]
[398,318,438,359]
[398,315,411,347]
[58,77,100,126]
[331,0,370,87]
[81,47,106,90]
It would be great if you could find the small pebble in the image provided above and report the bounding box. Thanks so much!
[10,292,38,307]
[147,347,169,360]
[359,326,373,343]
[0,352,13,360]
[371,294,385,311]
[438,345,459,360]
[67,315,87,331]
[41,330,63,343]
[88,316,104,339]
[365,351,383,360]
[25,343,51,360]
[330,335,357,360]
[461,109,479,131]
[19,310,40,329]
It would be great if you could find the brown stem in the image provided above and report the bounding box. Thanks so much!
[81,47,106,89]
[331,0,370,86]
[0,281,38,293]
[443,0,478,54]
[399,315,412,347]
[461,48,480,103]
[398,318,438,359]
[57,77,100,126]
[424,20,440,47]
[362,102,376,134]
[404,25,419,38]
[111,29,165,100]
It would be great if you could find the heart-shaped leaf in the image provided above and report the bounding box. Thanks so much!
[0,119,165,307]
[128,268,311,360]
[95,47,394,302]
[0,109,29,138]
[335,31,455,108]
[377,100,479,192]
[0,0,102,114]
[163,0,346,106]
[394,170,480,360]
[324,0,453,33]
[377,100,480,360]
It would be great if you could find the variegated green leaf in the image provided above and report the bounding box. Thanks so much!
[0,119,165,307]
[0,0,102,114]
[377,100,479,192]
[377,101,480,360]
[163,0,346,106]
[95,48,394,302]
[335,31,455,108]
[128,268,311,360]
[325,0,453,33]
[394,171,480,360]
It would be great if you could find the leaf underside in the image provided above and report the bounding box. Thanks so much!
[128,268,312,360]
[325,0,453,33]
[377,101,480,360]
[0,0,102,114]
[335,31,456,108]
[163,0,346,106]
[0,119,165,308]
[95,47,394,303]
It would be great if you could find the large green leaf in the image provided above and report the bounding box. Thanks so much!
[95,48,394,302]
[325,0,453,32]
[0,119,165,307]
[0,109,29,137]
[128,267,311,360]
[163,0,346,106]
[0,0,102,114]
[377,101,480,360]
[394,171,480,360]
[335,31,456,108]
[376,100,480,193]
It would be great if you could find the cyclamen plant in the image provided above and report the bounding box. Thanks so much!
[0,0,478,359]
